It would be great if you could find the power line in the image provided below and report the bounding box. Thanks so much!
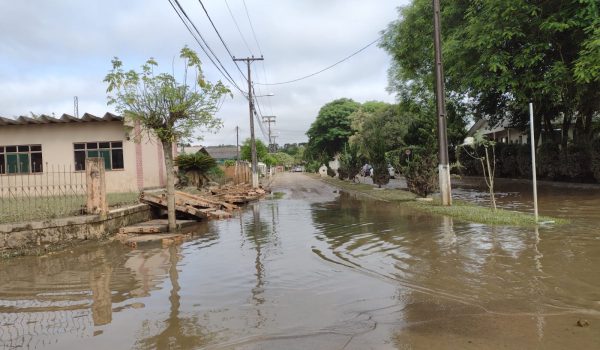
[224,0,254,55]
[196,0,248,81]
[256,36,382,86]
[168,0,246,96]
[241,0,263,55]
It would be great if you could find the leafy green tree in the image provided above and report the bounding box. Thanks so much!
[381,0,600,149]
[305,98,361,162]
[240,139,268,162]
[272,152,294,168]
[105,47,231,231]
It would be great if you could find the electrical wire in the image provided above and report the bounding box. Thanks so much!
[168,0,247,97]
[241,0,263,54]
[256,36,382,86]
[224,0,254,55]
[196,0,248,82]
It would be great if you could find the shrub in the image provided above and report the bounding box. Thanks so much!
[206,166,226,185]
[591,138,600,183]
[175,152,216,173]
[338,144,362,180]
[559,143,592,181]
[537,142,561,180]
[223,159,236,167]
[516,145,532,178]
[499,144,519,178]
[402,147,438,197]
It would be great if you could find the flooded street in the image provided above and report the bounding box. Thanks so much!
[1,173,599,349]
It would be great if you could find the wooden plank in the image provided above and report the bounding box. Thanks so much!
[175,191,237,211]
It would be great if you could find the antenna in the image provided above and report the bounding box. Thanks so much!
[74,96,79,118]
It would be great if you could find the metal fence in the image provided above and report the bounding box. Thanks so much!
[0,164,87,224]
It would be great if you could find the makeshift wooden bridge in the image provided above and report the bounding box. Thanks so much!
[119,184,268,235]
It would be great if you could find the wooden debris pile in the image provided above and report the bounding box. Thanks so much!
[209,184,268,204]
[138,184,268,222]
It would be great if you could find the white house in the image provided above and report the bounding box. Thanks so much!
[467,119,529,145]
[0,113,175,193]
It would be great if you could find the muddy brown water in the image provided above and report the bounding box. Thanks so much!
[1,173,599,349]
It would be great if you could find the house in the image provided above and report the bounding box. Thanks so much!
[179,145,239,163]
[0,113,175,193]
[467,119,529,145]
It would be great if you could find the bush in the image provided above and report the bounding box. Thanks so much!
[206,166,226,185]
[456,144,484,176]
[591,138,600,182]
[305,161,321,173]
[516,146,532,178]
[498,144,519,178]
[223,159,236,167]
[338,144,362,180]
[537,142,561,180]
[175,152,216,173]
[326,166,337,178]
[402,147,438,197]
[559,143,592,181]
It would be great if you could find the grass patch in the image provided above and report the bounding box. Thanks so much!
[270,191,285,199]
[317,175,567,227]
[0,192,140,224]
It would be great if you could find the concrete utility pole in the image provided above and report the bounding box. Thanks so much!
[262,115,276,152]
[235,126,240,160]
[233,56,264,188]
[433,0,452,206]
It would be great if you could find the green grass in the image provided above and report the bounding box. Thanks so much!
[318,176,567,227]
[0,192,140,224]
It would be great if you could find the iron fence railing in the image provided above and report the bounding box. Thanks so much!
[0,164,87,224]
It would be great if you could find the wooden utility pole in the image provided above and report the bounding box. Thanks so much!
[433,0,452,206]
[262,115,276,152]
[233,56,264,188]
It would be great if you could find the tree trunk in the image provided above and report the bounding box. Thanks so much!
[561,114,571,150]
[162,141,177,232]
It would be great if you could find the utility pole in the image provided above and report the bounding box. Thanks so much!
[235,126,240,160]
[262,115,276,152]
[433,0,452,206]
[233,56,263,188]
[271,135,278,152]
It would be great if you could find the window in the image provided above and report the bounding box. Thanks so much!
[74,141,124,171]
[0,145,43,174]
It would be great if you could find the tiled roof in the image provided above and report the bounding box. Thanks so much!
[0,113,122,126]
[204,146,239,160]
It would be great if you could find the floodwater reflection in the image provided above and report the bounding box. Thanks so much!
[1,186,599,349]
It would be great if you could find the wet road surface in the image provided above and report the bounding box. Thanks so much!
[1,173,599,349]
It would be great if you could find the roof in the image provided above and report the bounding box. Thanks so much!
[204,146,239,160]
[0,113,122,126]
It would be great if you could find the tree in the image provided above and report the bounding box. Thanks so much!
[305,98,361,162]
[240,138,268,163]
[458,132,498,211]
[381,0,600,149]
[105,47,231,231]
[272,152,294,168]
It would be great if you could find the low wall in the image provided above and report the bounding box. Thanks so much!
[0,204,152,258]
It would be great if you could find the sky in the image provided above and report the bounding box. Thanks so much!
[0,0,409,146]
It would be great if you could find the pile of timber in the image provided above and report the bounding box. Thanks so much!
[139,184,267,222]
[209,184,268,204]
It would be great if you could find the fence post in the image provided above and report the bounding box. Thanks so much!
[86,158,108,216]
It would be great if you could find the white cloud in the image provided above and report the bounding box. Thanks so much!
[0,0,408,145]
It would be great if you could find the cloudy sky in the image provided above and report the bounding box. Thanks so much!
[0,0,409,146]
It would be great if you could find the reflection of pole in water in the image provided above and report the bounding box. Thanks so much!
[251,203,266,327]
[533,225,545,341]
[90,258,113,326]
[440,216,457,249]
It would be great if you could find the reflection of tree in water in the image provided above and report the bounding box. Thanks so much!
[135,245,213,350]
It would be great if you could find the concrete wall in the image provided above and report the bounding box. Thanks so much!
[0,204,152,258]
[0,121,167,192]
